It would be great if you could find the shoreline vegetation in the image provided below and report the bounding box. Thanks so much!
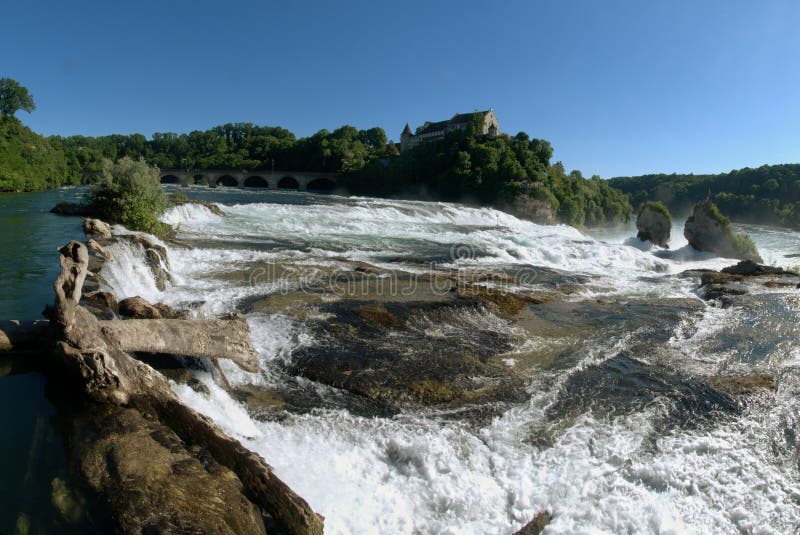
[2,78,634,228]
[610,164,800,229]
[4,76,797,233]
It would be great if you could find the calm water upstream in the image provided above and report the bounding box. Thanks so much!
[0,188,87,534]
[2,185,800,533]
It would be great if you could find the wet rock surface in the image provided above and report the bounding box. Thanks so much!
[289,298,529,411]
[636,202,671,247]
[685,260,800,302]
[513,511,553,535]
[64,403,267,535]
[82,218,112,240]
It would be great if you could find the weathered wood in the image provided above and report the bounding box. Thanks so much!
[49,240,324,534]
[0,320,50,353]
[98,318,259,372]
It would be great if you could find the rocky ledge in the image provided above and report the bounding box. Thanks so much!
[0,220,324,534]
[683,259,800,304]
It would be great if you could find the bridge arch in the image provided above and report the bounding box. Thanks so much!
[244,175,269,188]
[306,178,336,192]
[161,174,181,184]
[278,176,299,190]
[215,175,238,188]
[192,174,208,186]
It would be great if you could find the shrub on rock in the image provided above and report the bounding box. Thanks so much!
[684,202,762,262]
[89,157,169,236]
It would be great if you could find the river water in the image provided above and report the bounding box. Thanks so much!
[3,186,800,533]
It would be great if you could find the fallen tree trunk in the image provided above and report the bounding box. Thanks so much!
[98,318,259,372]
[46,240,323,534]
[0,320,50,353]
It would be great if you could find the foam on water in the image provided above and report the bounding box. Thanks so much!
[98,193,800,534]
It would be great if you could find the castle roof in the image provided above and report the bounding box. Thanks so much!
[450,110,492,124]
[414,110,492,136]
[401,123,413,136]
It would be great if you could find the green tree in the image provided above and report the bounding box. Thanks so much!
[0,78,36,118]
[89,157,169,236]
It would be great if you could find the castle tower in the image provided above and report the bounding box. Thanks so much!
[400,123,413,152]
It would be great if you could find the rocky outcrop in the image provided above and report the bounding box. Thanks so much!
[123,234,173,290]
[39,240,323,534]
[684,203,762,262]
[66,404,267,534]
[721,260,793,277]
[636,201,671,247]
[83,218,113,239]
[176,198,224,216]
[118,296,163,319]
[514,511,552,535]
[505,194,556,225]
[685,260,799,302]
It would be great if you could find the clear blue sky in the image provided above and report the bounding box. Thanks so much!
[3,0,799,177]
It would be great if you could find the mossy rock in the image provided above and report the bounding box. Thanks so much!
[684,202,762,262]
[636,201,672,247]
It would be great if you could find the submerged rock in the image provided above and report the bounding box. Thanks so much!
[175,198,225,216]
[289,298,528,411]
[51,201,90,216]
[636,201,671,248]
[706,374,774,396]
[50,477,86,526]
[684,203,762,262]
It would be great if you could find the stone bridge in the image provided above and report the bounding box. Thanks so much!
[159,169,339,191]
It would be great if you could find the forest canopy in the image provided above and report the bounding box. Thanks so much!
[609,164,800,229]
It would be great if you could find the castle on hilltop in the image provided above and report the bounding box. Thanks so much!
[400,109,499,152]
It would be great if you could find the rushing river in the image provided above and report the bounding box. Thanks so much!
[3,186,800,533]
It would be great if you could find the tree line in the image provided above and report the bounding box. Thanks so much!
[343,114,632,226]
[610,165,800,229]
[1,77,632,226]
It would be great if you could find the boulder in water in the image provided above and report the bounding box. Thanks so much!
[514,511,552,535]
[82,218,112,239]
[706,374,774,396]
[51,201,90,216]
[721,259,795,276]
[119,296,166,319]
[683,203,762,262]
[636,201,671,248]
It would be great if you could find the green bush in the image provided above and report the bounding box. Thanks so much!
[639,200,672,222]
[730,233,760,262]
[89,157,169,236]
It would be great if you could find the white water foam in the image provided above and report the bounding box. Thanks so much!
[99,193,800,534]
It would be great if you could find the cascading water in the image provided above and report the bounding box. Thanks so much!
[99,188,800,534]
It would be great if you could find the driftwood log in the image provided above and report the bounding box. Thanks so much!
[4,240,323,534]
